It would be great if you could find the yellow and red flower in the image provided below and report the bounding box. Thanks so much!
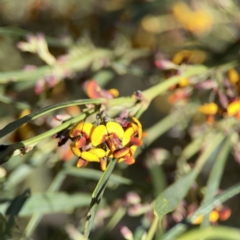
[69,115,145,171]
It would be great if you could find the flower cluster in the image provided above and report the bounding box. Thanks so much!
[69,115,144,171]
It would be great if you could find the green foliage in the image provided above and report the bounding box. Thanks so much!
[1,1,240,239]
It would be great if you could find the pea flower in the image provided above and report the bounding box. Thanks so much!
[85,80,119,99]
[68,114,145,171]
[69,121,99,168]
[227,100,240,119]
[198,102,218,124]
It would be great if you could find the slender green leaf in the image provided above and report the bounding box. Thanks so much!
[201,138,231,227]
[84,159,117,238]
[154,133,224,218]
[162,181,240,240]
[63,167,133,185]
[0,192,91,216]
[0,26,70,47]
[145,215,159,240]
[0,108,97,164]
[0,98,103,138]
[0,95,31,110]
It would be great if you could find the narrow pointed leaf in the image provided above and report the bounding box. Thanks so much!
[154,133,224,218]
[84,159,117,238]
[162,181,240,240]
[201,138,231,227]
[0,98,103,138]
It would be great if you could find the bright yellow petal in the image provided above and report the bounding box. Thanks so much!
[70,143,81,157]
[106,122,124,138]
[228,69,239,84]
[227,101,240,116]
[88,148,106,158]
[198,103,218,115]
[108,88,119,97]
[81,151,100,162]
[82,122,94,138]
[69,121,84,138]
[122,127,134,146]
[192,214,204,225]
[132,117,143,139]
[209,210,219,223]
[132,117,142,129]
[130,145,137,155]
[106,149,114,158]
[91,125,108,146]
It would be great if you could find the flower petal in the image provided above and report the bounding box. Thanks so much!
[82,122,94,138]
[106,122,124,138]
[227,101,240,116]
[130,145,137,155]
[106,149,114,158]
[108,88,119,98]
[119,156,135,165]
[70,143,81,157]
[81,151,100,162]
[198,103,218,115]
[88,148,106,158]
[91,125,108,146]
[76,158,88,168]
[124,156,135,165]
[113,147,130,158]
[75,137,86,148]
[130,137,143,146]
[100,157,107,171]
[69,121,84,138]
[122,127,134,146]
[132,117,143,139]
[86,80,102,99]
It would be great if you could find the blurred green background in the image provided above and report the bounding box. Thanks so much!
[1,0,240,239]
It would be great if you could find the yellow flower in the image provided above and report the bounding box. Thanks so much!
[91,121,124,151]
[69,116,145,170]
[178,78,189,88]
[198,103,218,115]
[172,2,212,35]
[228,68,239,84]
[192,210,219,225]
[198,103,218,124]
[227,100,240,116]
[69,121,94,139]
[71,142,106,168]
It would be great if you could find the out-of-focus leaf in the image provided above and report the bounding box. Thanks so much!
[201,138,231,227]
[84,159,117,238]
[63,167,133,185]
[162,181,240,240]
[154,133,224,218]
[176,226,240,240]
[0,99,103,138]
[0,27,70,47]
[93,70,115,86]
[1,192,91,216]
[0,108,97,164]
[0,213,6,235]
[0,95,30,110]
